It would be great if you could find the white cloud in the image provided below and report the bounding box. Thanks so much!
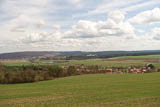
[107,10,125,22]
[1,0,50,18]
[65,20,98,38]
[121,0,160,13]
[8,14,46,32]
[0,0,160,52]
[152,28,160,40]
[73,0,150,18]
[21,32,51,43]
[67,0,84,8]
[0,0,51,35]
[129,8,160,24]
[19,31,62,44]
[65,11,135,38]
[88,0,140,15]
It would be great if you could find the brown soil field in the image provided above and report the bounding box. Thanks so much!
[106,58,160,63]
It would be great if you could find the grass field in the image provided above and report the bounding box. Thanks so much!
[1,55,160,70]
[0,73,160,107]
[2,62,31,66]
[112,55,160,59]
[1,55,160,74]
[0,60,31,67]
[40,54,160,68]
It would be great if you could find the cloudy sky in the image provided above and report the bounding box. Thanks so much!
[0,0,160,53]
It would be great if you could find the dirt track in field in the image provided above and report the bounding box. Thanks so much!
[106,58,160,63]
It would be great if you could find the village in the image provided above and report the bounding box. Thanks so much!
[62,63,159,74]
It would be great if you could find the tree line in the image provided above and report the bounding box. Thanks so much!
[0,64,103,84]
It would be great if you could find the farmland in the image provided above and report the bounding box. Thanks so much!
[1,55,160,68]
[0,54,160,106]
[0,73,160,107]
[1,0,160,106]
[22,55,160,68]
[0,60,31,67]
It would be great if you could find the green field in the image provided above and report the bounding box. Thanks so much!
[2,62,31,67]
[1,55,160,69]
[1,55,160,106]
[1,55,160,72]
[0,73,160,107]
[63,59,146,67]
[112,55,160,59]
[37,54,160,68]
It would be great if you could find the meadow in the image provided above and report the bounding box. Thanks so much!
[0,73,160,107]
[36,54,160,68]
[1,55,160,69]
[0,55,160,106]
[113,55,160,58]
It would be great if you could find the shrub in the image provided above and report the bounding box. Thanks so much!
[67,66,77,76]
[48,66,63,78]
[0,64,7,72]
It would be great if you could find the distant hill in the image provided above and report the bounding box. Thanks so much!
[0,51,60,59]
[0,50,160,60]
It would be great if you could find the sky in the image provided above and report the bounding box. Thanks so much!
[0,0,160,53]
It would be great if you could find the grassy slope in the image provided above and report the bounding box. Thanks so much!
[0,73,160,107]
[112,55,160,59]
[2,62,31,67]
[67,59,146,67]
[2,55,160,68]
[40,55,160,68]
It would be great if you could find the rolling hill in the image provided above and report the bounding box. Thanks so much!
[1,50,160,60]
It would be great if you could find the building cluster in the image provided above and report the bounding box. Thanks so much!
[63,64,158,74]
